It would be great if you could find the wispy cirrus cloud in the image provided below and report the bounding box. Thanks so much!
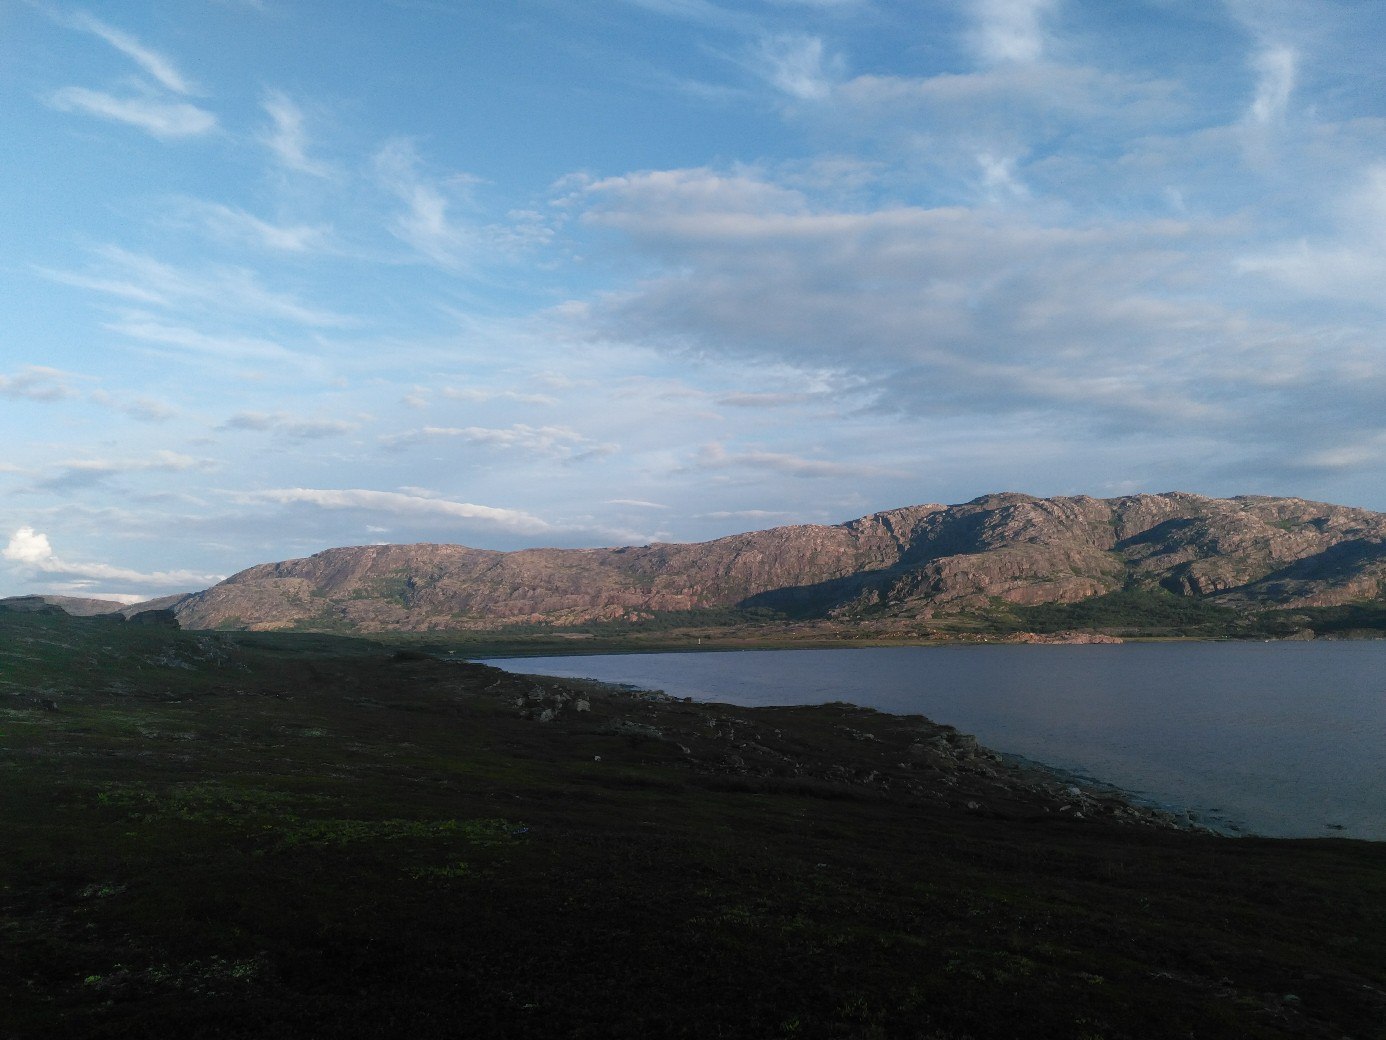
[382,423,616,461]
[438,386,558,406]
[239,487,554,535]
[102,316,298,363]
[46,12,216,138]
[750,33,842,100]
[65,11,199,94]
[179,199,333,253]
[48,87,216,138]
[374,138,480,266]
[30,451,213,493]
[44,246,352,327]
[693,442,875,479]
[260,90,331,176]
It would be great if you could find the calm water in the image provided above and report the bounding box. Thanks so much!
[479,642,1386,840]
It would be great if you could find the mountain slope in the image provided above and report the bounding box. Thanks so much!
[170,492,1386,633]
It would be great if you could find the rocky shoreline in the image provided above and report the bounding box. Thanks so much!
[477,663,1200,833]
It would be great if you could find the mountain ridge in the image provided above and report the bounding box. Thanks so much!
[163,491,1386,633]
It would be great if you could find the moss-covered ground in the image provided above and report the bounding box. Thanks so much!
[2,610,1384,1038]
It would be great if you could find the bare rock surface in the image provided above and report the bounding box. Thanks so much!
[161,492,1386,632]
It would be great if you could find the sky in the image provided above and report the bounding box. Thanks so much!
[3,0,1385,602]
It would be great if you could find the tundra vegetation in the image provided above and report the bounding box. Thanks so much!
[2,608,1385,1038]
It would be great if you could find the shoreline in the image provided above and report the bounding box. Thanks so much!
[485,665,1214,835]
[476,649,1384,842]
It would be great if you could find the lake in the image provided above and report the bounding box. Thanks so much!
[478,642,1386,840]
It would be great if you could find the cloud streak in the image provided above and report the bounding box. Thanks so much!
[67,12,198,94]
[3,525,220,589]
[261,90,331,176]
[48,87,216,138]
[239,488,554,535]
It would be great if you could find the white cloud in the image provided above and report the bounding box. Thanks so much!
[67,12,197,95]
[184,200,332,252]
[977,152,1028,199]
[104,316,297,363]
[970,0,1055,65]
[221,411,359,438]
[241,488,554,535]
[50,246,352,328]
[4,527,55,566]
[1247,44,1296,125]
[1236,164,1386,305]
[694,442,870,478]
[261,90,331,176]
[0,366,77,401]
[88,389,179,421]
[607,498,670,509]
[48,87,217,138]
[374,138,478,265]
[752,34,841,101]
[32,451,214,492]
[3,525,220,589]
[382,423,616,461]
[569,163,1386,462]
[438,386,558,406]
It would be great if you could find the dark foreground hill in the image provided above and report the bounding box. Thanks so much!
[165,492,1386,635]
[3,610,1384,1039]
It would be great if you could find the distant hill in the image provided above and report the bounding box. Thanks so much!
[0,593,192,619]
[164,492,1386,634]
[0,594,133,617]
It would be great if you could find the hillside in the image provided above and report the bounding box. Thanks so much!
[162,492,1386,634]
[4,608,1385,1039]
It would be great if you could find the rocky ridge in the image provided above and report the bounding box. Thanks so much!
[165,492,1386,632]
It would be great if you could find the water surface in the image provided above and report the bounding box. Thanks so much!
[479,642,1386,840]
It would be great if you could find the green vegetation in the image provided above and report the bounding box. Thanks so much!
[4,610,1385,1038]
[985,589,1244,637]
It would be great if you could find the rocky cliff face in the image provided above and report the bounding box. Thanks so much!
[169,493,1386,632]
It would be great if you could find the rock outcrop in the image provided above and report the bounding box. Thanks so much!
[167,492,1386,632]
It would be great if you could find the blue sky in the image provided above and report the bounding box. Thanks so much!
[3,0,1385,601]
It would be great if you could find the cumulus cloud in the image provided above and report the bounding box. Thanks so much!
[240,488,554,535]
[3,525,220,589]
[3,526,55,567]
